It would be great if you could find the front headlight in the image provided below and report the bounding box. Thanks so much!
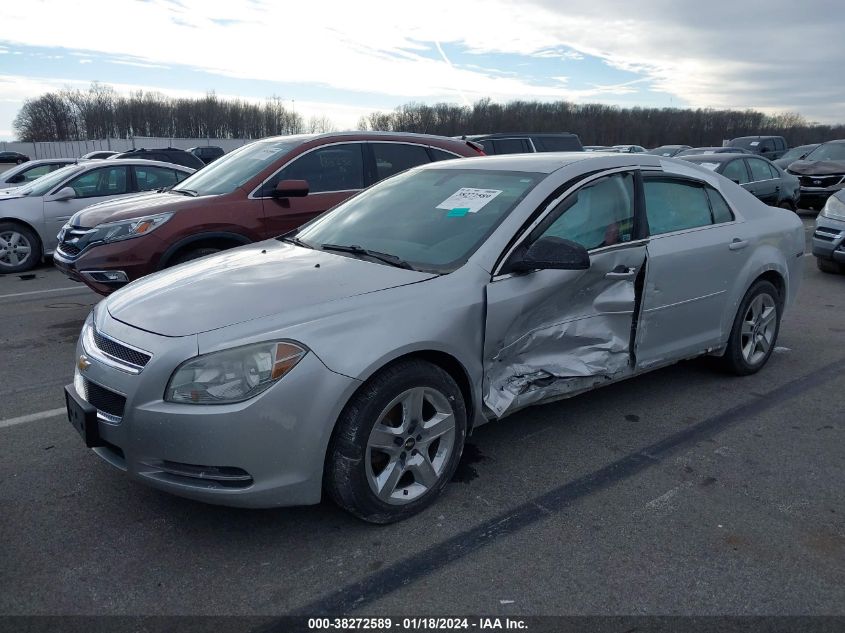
[165,341,306,404]
[89,212,173,244]
[821,194,845,221]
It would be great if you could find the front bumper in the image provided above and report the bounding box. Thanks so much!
[798,183,845,208]
[811,216,845,264]
[70,309,361,507]
[53,235,165,295]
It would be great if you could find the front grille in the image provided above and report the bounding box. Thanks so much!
[799,174,844,188]
[57,242,81,257]
[83,378,126,419]
[93,328,151,368]
[57,227,96,260]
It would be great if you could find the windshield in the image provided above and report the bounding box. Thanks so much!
[296,168,544,273]
[780,146,812,162]
[647,146,679,156]
[804,143,845,162]
[17,164,84,197]
[172,138,306,196]
[729,138,767,149]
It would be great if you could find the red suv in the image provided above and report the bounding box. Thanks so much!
[54,132,483,294]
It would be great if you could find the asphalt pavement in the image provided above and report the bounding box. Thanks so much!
[0,214,842,620]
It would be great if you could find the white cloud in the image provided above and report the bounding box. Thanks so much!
[0,0,843,122]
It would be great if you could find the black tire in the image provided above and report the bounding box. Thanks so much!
[15,159,23,165]
[778,200,797,212]
[324,359,467,524]
[719,280,782,376]
[816,257,844,274]
[170,247,220,266]
[0,222,41,274]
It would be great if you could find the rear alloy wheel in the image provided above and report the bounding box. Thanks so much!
[0,223,41,273]
[325,359,467,523]
[720,280,781,375]
[817,257,844,274]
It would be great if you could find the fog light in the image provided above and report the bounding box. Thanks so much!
[83,270,129,283]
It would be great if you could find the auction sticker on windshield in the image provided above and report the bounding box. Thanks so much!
[436,188,502,213]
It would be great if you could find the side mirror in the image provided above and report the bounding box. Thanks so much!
[505,236,590,274]
[273,179,309,198]
[52,187,76,201]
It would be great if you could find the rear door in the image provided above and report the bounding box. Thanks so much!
[635,176,749,368]
[366,142,434,185]
[483,169,647,417]
[259,142,365,237]
[745,158,779,204]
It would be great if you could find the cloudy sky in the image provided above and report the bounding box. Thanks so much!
[0,0,843,140]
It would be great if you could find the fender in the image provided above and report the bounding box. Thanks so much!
[158,231,253,269]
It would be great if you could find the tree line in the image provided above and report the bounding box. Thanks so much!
[358,99,845,147]
[13,83,334,142]
[14,83,845,147]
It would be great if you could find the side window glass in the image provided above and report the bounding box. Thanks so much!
[493,138,530,154]
[705,187,734,224]
[66,166,128,199]
[540,172,635,250]
[265,144,364,195]
[722,159,749,184]
[748,158,772,181]
[766,162,780,179]
[371,143,431,181]
[429,147,460,161]
[478,140,496,155]
[536,137,577,151]
[21,165,52,182]
[135,166,179,192]
[644,179,712,235]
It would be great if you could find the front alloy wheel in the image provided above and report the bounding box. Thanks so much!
[0,225,39,273]
[325,359,467,523]
[365,387,457,504]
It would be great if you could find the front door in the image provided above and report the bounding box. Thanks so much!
[43,165,132,252]
[260,142,365,237]
[483,170,647,418]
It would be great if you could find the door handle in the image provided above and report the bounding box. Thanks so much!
[729,238,749,251]
[605,265,638,279]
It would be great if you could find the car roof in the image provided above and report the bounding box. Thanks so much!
[82,158,195,171]
[420,151,662,174]
[681,153,744,163]
[731,135,784,140]
[463,132,577,140]
[254,131,476,145]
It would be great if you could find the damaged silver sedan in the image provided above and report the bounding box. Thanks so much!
[66,153,804,523]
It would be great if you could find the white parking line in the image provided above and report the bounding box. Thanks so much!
[0,407,66,429]
[0,286,84,300]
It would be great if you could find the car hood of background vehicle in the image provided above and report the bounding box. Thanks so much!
[787,160,845,176]
[74,191,200,227]
[106,240,437,336]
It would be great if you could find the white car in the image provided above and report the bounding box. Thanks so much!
[0,159,194,273]
[0,158,77,193]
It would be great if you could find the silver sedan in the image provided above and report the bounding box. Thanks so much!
[65,153,804,523]
[0,159,194,273]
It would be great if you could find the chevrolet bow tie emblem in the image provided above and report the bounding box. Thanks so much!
[77,355,91,371]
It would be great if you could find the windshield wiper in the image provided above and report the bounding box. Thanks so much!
[321,243,415,270]
[280,235,313,249]
[169,188,198,197]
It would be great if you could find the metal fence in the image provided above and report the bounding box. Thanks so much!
[0,137,252,159]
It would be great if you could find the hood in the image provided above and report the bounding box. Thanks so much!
[787,160,845,176]
[106,240,436,336]
[73,191,200,227]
